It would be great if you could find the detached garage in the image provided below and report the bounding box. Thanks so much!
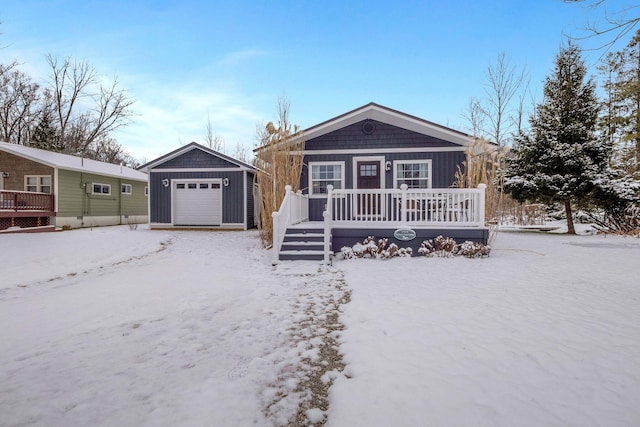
[139,142,256,230]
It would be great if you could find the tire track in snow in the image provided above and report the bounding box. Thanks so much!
[0,237,174,300]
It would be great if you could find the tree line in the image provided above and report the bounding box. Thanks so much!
[0,54,137,166]
[467,29,640,235]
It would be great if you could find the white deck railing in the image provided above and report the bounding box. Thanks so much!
[325,184,487,228]
[272,185,309,262]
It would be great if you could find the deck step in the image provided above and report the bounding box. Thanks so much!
[283,233,324,243]
[285,227,324,234]
[281,241,324,251]
[279,226,328,261]
[279,250,325,261]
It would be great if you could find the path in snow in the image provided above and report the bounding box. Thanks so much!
[266,263,351,426]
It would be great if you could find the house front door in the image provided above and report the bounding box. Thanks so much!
[356,160,381,217]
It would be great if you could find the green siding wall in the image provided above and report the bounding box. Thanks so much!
[57,169,147,218]
[121,180,148,217]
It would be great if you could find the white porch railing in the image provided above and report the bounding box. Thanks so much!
[325,184,487,228]
[272,185,309,263]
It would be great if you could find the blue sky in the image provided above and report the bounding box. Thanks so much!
[0,0,637,161]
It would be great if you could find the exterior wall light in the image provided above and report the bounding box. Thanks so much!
[385,161,392,172]
[162,179,169,187]
[223,178,230,187]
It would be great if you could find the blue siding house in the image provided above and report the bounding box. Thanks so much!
[139,142,256,230]
[272,103,489,262]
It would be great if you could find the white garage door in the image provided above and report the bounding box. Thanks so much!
[173,180,222,226]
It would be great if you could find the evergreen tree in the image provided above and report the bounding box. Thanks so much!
[504,44,611,234]
[599,30,640,176]
[30,112,61,152]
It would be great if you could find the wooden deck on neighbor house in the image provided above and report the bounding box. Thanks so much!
[0,190,55,230]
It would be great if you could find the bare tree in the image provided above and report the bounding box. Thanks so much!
[46,54,134,155]
[82,78,135,153]
[231,141,252,164]
[461,97,486,137]
[512,78,533,134]
[0,67,41,144]
[483,52,528,146]
[564,0,639,49]
[204,112,225,151]
[47,54,95,152]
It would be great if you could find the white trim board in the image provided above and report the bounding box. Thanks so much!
[302,146,466,156]
[149,168,247,173]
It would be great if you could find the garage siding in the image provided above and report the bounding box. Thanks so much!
[246,171,256,229]
[150,170,245,225]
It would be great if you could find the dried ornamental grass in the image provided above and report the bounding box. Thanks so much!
[254,105,305,247]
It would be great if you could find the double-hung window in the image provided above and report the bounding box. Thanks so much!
[394,160,431,189]
[309,162,344,196]
[121,183,133,195]
[25,175,51,193]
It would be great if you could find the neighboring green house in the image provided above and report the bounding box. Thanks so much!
[0,141,148,231]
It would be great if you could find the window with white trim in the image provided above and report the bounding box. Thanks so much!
[92,183,111,195]
[25,175,51,193]
[394,160,431,188]
[144,186,149,196]
[309,162,344,196]
[121,183,132,194]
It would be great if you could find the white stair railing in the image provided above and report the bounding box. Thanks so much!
[272,185,309,263]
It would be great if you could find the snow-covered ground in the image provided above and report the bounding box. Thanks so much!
[1,225,639,426]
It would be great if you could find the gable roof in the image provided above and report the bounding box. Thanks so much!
[0,141,147,181]
[299,102,473,146]
[138,142,256,172]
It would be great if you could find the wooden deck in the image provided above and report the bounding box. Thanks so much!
[0,190,55,230]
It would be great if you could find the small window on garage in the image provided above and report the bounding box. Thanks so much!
[199,183,209,189]
[212,183,221,189]
[176,183,185,189]
[188,183,197,189]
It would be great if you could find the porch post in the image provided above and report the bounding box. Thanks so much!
[400,184,408,223]
[323,185,334,264]
[477,183,487,226]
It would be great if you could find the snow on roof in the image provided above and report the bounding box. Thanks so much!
[0,142,148,182]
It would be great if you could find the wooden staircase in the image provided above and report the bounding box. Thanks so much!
[279,226,326,261]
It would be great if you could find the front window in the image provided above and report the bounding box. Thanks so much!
[121,183,132,194]
[25,175,51,193]
[92,183,111,195]
[309,162,344,196]
[394,160,431,189]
